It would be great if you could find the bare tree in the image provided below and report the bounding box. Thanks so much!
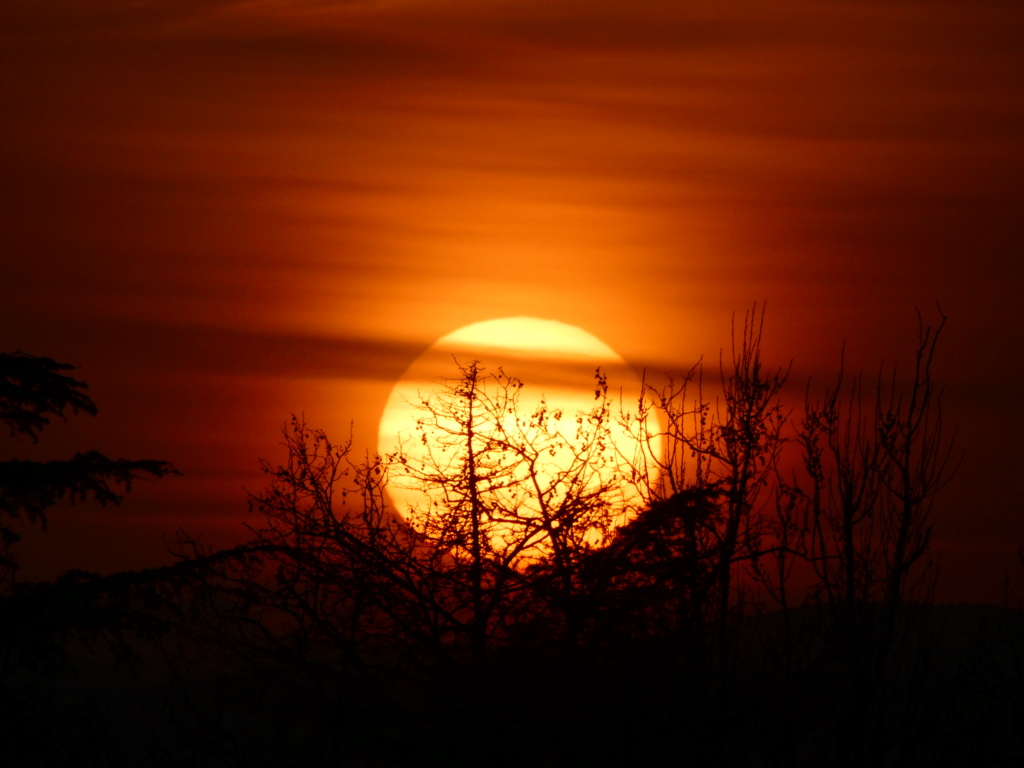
[139,308,969,767]
[391,360,627,653]
[618,305,789,691]
[163,366,635,763]
[795,309,958,767]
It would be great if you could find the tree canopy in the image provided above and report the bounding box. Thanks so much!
[0,351,177,583]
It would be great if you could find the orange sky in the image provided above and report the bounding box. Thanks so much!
[2,0,1022,601]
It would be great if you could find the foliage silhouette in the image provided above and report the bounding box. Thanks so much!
[152,308,967,766]
[0,351,177,767]
[788,310,960,767]
[0,351,178,585]
[617,305,791,694]
[4,315,1005,767]
[0,351,98,441]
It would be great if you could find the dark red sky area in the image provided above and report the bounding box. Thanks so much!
[2,0,1022,602]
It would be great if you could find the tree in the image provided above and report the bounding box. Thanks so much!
[162,310,963,767]
[0,351,178,766]
[392,360,627,654]
[166,363,640,764]
[794,309,959,767]
[0,351,177,587]
[618,305,790,692]
[577,486,723,686]
[612,307,961,766]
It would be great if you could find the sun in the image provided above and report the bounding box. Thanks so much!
[378,317,659,560]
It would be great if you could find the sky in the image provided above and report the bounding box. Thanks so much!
[2,0,1022,602]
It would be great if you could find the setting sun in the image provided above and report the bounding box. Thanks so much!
[378,317,657,560]
[5,1,1023,763]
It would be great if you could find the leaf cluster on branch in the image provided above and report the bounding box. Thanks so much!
[0,352,177,585]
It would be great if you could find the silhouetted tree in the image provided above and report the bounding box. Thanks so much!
[0,351,177,587]
[160,310,967,767]
[392,360,626,654]
[165,413,529,763]
[0,351,177,766]
[163,363,640,765]
[618,305,789,694]
[793,310,958,767]
[575,486,722,699]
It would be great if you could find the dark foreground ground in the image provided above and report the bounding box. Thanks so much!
[2,600,1021,768]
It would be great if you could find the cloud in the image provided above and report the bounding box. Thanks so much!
[19,316,431,383]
